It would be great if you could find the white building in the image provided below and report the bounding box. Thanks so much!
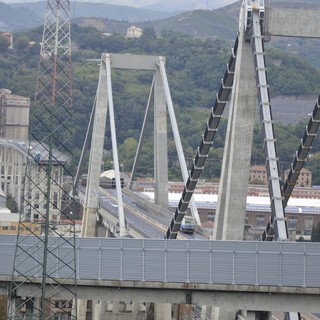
[126,26,143,38]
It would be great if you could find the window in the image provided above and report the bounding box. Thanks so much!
[255,214,265,228]
[287,216,297,230]
[304,217,313,232]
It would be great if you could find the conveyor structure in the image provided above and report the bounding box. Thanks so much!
[165,35,239,239]
[283,95,320,206]
[250,3,288,241]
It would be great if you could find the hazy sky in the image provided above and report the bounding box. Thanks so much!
[2,0,239,9]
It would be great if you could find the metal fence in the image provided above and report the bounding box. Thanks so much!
[1,235,320,288]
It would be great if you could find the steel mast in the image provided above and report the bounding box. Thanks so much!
[7,0,77,319]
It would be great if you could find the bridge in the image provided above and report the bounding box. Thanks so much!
[2,0,320,319]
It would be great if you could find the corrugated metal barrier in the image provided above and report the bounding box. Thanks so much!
[1,234,319,288]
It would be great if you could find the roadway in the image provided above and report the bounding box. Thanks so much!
[88,186,208,240]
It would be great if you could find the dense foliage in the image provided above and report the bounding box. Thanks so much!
[1,25,320,182]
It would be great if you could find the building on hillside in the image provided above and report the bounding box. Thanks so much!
[126,26,143,38]
[102,32,112,38]
[249,165,268,184]
[0,88,30,142]
[0,32,13,49]
[284,167,312,188]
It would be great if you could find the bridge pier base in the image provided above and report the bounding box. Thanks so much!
[214,307,237,320]
[154,303,171,320]
[92,300,106,320]
[237,310,272,320]
[77,300,89,320]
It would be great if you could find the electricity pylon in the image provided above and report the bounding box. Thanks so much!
[7,0,77,319]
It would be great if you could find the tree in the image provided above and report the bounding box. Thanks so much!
[15,36,30,50]
[311,222,320,242]
[0,35,10,55]
[6,194,18,213]
[306,152,320,185]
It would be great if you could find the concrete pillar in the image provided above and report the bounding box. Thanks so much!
[78,53,109,320]
[154,67,168,208]
[212,4,256,319]
[111,301,121,320]
[154,303,171,320]
[92,300,106,320]
[78,300,88,320]
[96,224,107,237]
[131,302,140,319]
[213,3,256,242]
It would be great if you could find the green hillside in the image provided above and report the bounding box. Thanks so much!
[0,1,42,31]
[75,9,239,41]
[1,25,320,181]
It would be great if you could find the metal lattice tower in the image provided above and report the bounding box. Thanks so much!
[7,0,77,319]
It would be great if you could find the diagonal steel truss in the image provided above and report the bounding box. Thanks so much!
[7,0,77,319]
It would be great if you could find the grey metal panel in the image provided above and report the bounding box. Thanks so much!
[166,252,188,282]
[189,251,210,283]
[109,53,159,71]
[235,241,257,252]
[100,237,122,279]
[281,242,305,287]
[167,239,188,250]
[305,243,320,254]
[258,241,282,252]
[265,8,320,38]
[101,248,121,280]
[0,235,15,275]
[305,256,320,287]
[212,251,233,284]
[122,249,143,281]
[78,246,100,280]
[16,239,43,277]
[234,242,257,284]
[189,240,211,251]
[144,239,166,281]
[258,253,281,286]
[123,238,144,249]
[57,247,76,278]
[100,237,122,248]
[282,254,304,287]
[235,253,256,285]
[257,241,282,285]
[144,250,166,282]
[211,240,234,252]
[78,237,101,247]
[144,239,166,250]
[281,242,305,253]
[305,243,320,287]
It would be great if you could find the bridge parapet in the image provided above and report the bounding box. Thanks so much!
[1,234,320,289]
